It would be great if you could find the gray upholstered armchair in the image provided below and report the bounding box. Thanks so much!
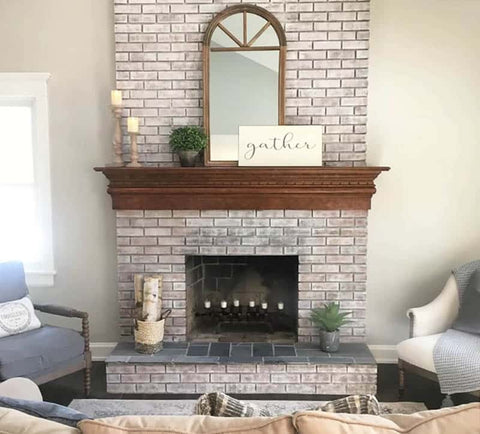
[0,262,91,396]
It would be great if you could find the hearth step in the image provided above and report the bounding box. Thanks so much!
[108,342,375,364]
[106,342,377,395]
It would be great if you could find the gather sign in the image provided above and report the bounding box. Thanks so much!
[238,126,323,166]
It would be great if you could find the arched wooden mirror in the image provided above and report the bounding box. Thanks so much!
[203,4,287,166]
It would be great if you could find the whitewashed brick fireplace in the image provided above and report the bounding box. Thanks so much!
[117,209,368,344]
[100,0,387,395]
[113,0,373,341]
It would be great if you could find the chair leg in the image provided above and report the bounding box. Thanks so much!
[398,360,406,399]
[84,367,91,397]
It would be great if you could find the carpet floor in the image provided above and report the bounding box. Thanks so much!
[69,399,427,418]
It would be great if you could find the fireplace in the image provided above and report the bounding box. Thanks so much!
[113,208,373,344]
[105,199,383,395]
[99,0,388,395]
[186,255,298,343]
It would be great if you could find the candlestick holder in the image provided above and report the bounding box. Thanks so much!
[110,105,124,166]
[127,131,141,167]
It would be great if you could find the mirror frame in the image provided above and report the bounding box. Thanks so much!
[203,4,287,166]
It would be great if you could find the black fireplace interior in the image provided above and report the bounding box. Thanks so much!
[186,255,298,343]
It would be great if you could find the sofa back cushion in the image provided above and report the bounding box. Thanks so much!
[0,261,28,303]
[0,406,79,433]
[293,403,480,434]
[78,414,294,434]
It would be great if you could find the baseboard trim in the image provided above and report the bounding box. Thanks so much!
[91,342,398,364]
[91,342,117,361]
[368,345,398,364]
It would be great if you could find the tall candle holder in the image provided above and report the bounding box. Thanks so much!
[127,131,141,167]
[110,105,124,166]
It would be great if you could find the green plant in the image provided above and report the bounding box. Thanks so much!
[169,126,207,152]
[310,302,351,332]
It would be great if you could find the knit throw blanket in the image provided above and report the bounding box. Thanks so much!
[433,260,480,394]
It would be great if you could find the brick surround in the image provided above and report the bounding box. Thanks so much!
[107,361,376,394]
[114,0,370,167]
[117,209,368,343]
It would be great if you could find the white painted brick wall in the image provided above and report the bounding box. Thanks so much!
[116,209,368,343]
[106,362,377,394]
[114,0,370,166]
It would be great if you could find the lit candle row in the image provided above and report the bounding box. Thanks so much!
[110,90,139,133]
[204,300,284,310]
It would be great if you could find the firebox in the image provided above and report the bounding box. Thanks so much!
[186,255,298,343]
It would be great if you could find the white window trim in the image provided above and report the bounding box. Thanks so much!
[0,73,55,287]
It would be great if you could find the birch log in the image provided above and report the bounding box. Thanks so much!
[143,277,160,321]
[134,274,144,321]
[153,275,163,320]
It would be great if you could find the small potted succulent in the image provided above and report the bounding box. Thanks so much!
[169,126,207,167]
[310,302,351,353]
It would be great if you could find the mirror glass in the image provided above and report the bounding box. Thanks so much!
[207,11,284,163]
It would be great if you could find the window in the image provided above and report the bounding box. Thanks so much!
[0,73,55,286]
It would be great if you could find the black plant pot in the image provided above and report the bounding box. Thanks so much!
[319,330,340,353]
[177,150,200,167]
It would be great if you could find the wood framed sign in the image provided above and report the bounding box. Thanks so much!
[238,126,323,166]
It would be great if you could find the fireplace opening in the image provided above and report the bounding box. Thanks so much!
[186,255,298,343]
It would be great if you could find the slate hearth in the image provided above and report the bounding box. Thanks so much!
[109,342,375,364]
[106,342,376,395]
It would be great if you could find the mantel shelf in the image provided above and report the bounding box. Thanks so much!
[94,166,390,210]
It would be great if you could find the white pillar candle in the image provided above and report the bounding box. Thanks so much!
[278,302,284,310]
[261,302,268,310]
[220,300,227,309]
[127,117,139,133]
[204,300,211,309]
[249,300,255,308]
[111,90,122,106]
[233,299,240,307]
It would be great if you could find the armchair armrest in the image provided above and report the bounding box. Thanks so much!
[407,274,459,338]
[34,304,90,354]
[34,304,88,319]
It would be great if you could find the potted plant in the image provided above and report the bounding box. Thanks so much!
[169,126,207,167]
[310,302,351,353]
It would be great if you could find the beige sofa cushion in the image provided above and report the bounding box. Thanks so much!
[78,415,294,434]
[0,406,79,433]
[294,403,480,434]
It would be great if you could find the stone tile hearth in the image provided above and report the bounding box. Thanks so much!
[106,342,376,395]
[109,342,375,365]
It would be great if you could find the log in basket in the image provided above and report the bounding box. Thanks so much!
[134,309,171,354]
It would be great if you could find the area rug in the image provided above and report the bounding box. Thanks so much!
[70,399,427,418]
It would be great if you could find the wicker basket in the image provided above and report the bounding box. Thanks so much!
[134,319,165,354]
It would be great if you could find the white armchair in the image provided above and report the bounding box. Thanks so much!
[396,275,460,396]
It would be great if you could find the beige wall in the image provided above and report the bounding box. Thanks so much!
[367,0,480,345]
[0,0,118,341]
[1,0,479,349]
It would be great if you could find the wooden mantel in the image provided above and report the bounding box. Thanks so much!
[94,166,389,210]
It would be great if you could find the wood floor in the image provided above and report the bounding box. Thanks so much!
[40,362,479,410]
